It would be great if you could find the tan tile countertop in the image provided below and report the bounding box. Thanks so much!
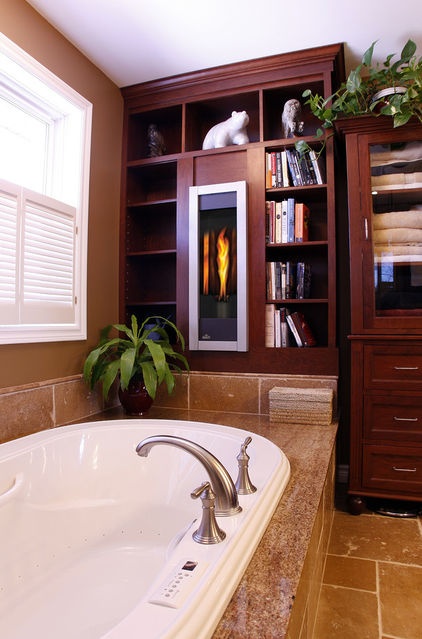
[89,406,337,639]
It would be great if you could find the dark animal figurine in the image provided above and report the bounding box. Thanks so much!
[147,124,166,157]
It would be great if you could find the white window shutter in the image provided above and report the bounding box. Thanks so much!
[0,179,78,339]
[22,191,76,323]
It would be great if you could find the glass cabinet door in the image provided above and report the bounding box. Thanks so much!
[367,138,422,329]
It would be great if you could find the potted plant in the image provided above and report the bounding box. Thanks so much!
[83,314,189,415]
[296,39,421,155]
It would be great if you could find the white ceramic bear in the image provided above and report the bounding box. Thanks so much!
[202,110,250,150]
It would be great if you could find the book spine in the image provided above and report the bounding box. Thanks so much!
[294,202,310,242]
[281,199,288,243]
[285,260,296,299]
[274,307,281,347]
[287,197,295,243]
[265,303,275,347]
[275,201,282,244]
[281,150,290,187]
[285,309,303,346]
[266,153,273,189]
[275,152,282,188]
[286,149,300,186]
[291,311,317,346]
[309,149,325,184]
[280,307,289,347]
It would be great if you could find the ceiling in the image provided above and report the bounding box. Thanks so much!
[26,0,422,88]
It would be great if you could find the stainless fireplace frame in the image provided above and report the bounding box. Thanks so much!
[188,181,248,351]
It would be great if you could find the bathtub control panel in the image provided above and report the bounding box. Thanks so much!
[149,559,209,609]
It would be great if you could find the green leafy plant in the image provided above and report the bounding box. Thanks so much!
[296,39,421,155]
[83,315,189,400]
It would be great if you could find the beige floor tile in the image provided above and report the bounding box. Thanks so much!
[323,554,376,591]
[328,511,422,563]
[313,584,379,639]
[379,562,422,639]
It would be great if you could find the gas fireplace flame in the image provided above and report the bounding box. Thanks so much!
[216,227,230,301]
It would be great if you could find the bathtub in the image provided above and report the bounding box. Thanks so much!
[0,419,290,639]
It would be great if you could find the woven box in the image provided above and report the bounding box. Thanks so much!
[269,386,333,425]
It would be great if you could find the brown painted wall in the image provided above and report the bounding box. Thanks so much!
[0,0,123,388]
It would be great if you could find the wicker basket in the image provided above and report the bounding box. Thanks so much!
[269,386,333,425]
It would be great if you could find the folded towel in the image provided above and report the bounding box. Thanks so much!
[373,228,422,244]
[371,172,422,189]
[373,208,422,230]
[371,141,422,166]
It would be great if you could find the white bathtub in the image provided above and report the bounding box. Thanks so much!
[0,419,290,639]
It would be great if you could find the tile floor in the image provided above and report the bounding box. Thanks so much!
[313,489,422,639]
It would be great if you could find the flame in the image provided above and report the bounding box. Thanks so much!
[203,231,209,295]
[216,227,230,301]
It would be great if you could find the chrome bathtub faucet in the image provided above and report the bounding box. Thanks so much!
[191,482,226,544]
[135,435,242,517]
[234,436,257,495]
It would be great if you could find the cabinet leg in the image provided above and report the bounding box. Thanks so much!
[347,494,365,515]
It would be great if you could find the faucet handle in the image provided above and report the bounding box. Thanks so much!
[191,482,226,544]
[235,437,257,495]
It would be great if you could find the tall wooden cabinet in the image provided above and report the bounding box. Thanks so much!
[338,117,422,513]
[120,44,344,375]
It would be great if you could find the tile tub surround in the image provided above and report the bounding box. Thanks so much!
[0,371,337,444]
[85,406,338,639]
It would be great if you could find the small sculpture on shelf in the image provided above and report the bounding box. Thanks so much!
[202,110,250,150]
[146,123,166,157]
[281,99,304,138]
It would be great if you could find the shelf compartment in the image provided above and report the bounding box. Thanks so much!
[126,162,177,204]
[126,201,176,253]
[268,301,329,347]
[126,105,182,160]
[124,303,177,332]
[263,81,325,141]
[125,253,176,304]
[266,244,329,300]
[185,91,260,151]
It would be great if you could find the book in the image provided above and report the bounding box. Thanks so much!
[285,149,300,186]
[296,262,311,299]
[275,201,282,244]
[274,307,281,347]
[287,197,295,243]
[265,304,276,347]
[280,306,290,347]
[309,149,325,184]
[294,202,310,242]
[281,199,288,243]
[285,309,303,347]
[291,311,317,346]
[285,260,296,298]
[281,150,290,187]
[266,153,273,188]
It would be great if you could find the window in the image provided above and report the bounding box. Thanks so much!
[0,34,92,344]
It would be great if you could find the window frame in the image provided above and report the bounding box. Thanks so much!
[0,33,92,344]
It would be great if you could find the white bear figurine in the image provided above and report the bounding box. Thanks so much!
[202,110,250,150]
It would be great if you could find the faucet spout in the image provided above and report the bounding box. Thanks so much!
[136,435,241,516]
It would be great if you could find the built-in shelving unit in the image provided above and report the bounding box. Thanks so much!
[120,43,345,375]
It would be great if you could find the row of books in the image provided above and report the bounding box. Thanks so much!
[266,198,310,244]
[266,261,311,300]
[265,304,317,348]
[266,149,325,188]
